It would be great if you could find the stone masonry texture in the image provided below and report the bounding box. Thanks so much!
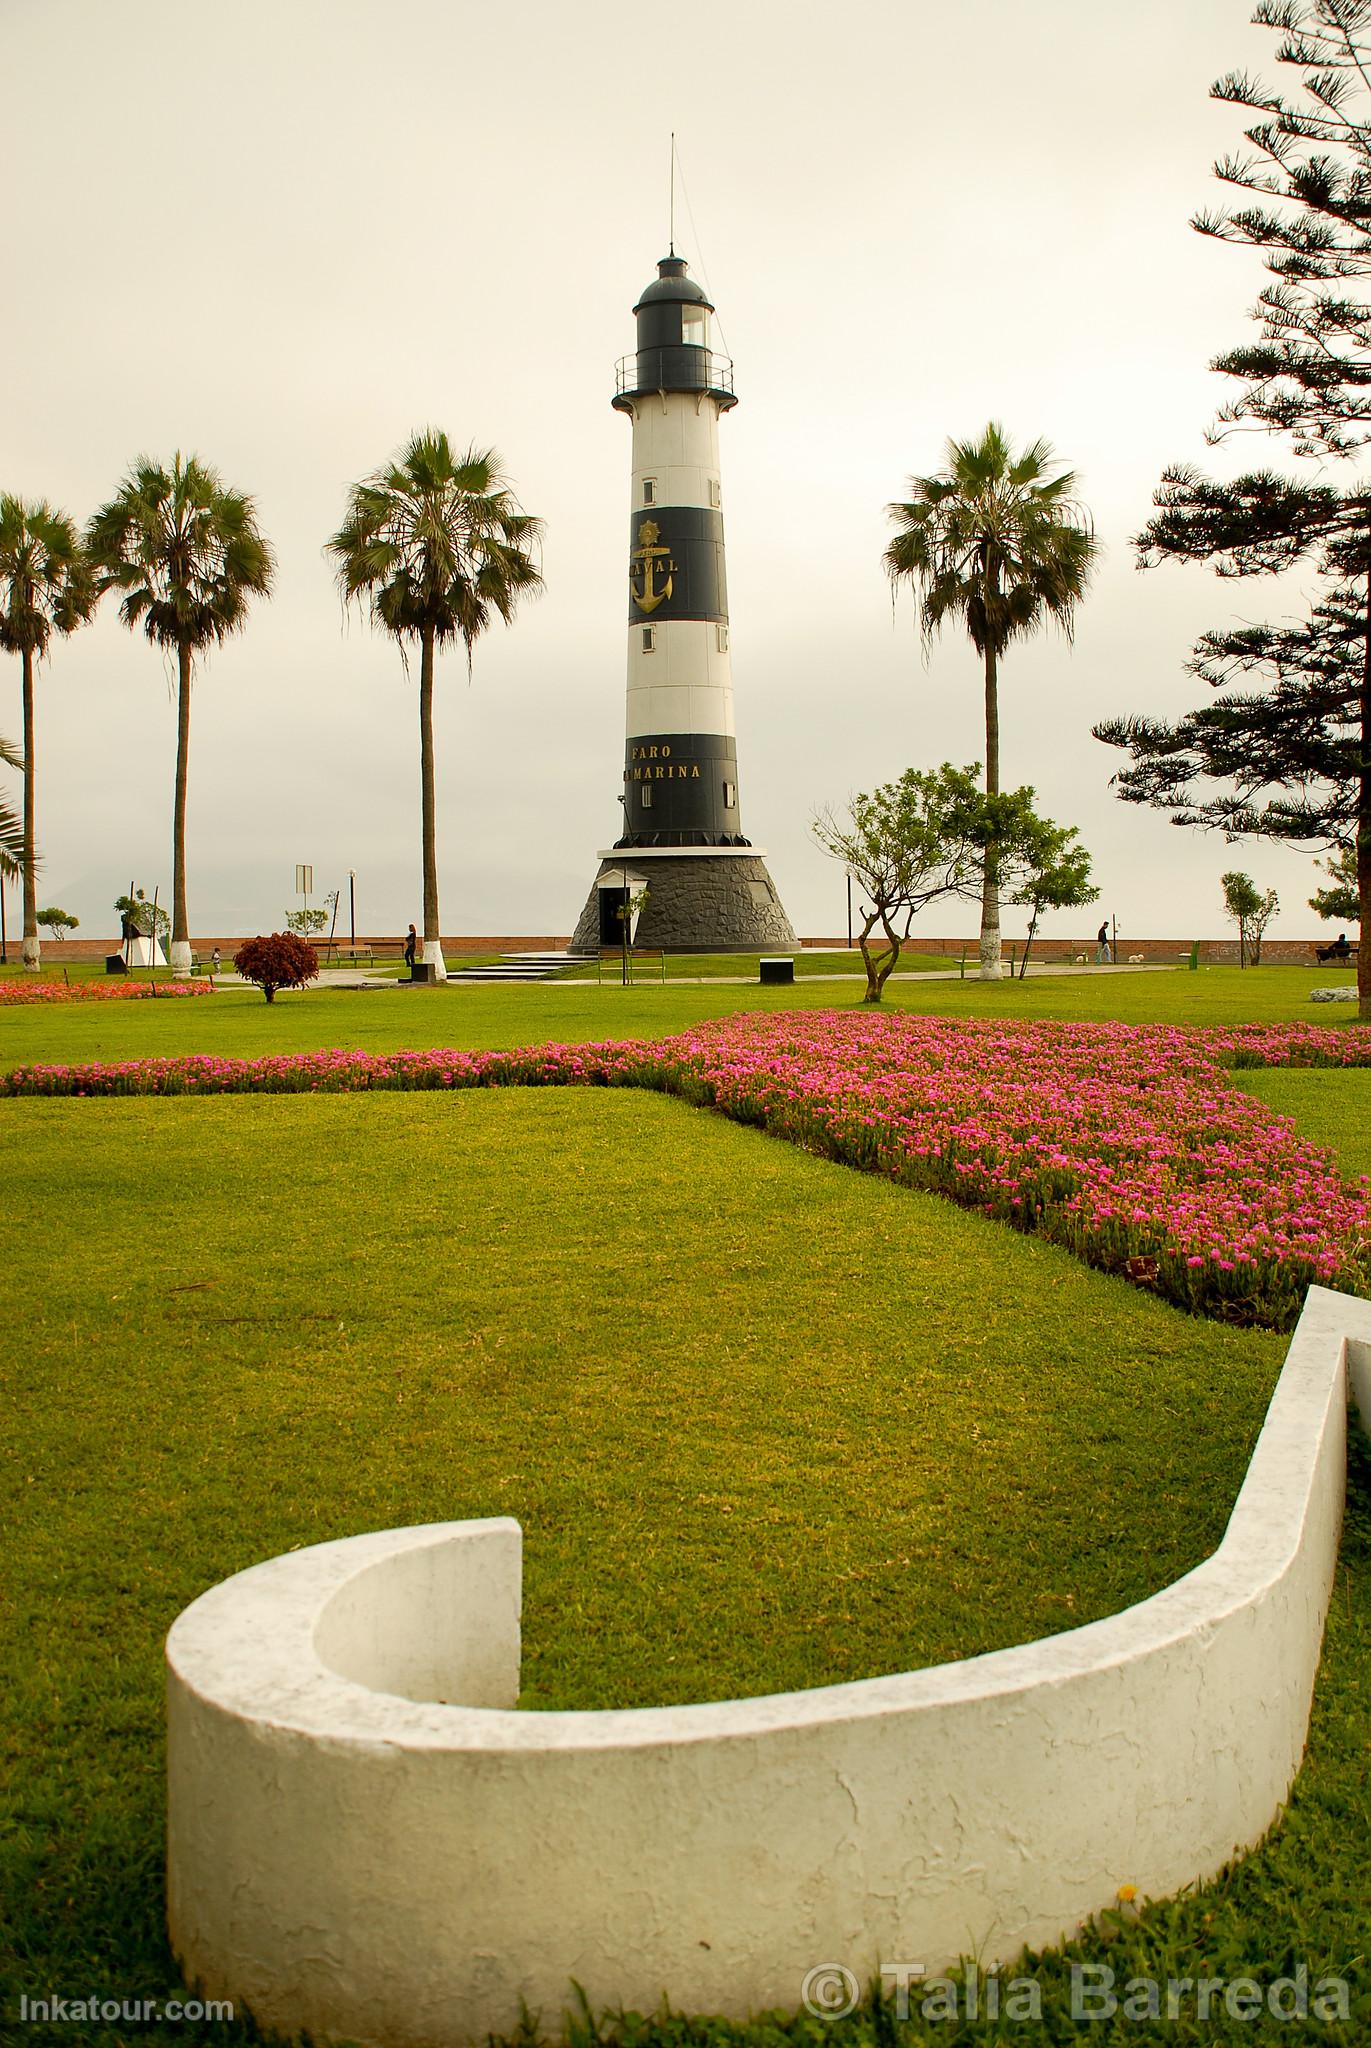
[571,856,798,954]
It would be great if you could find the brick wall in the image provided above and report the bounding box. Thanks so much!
[24,933,1354,966]
[800,936,1351,964]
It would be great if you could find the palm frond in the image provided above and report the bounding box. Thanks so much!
[0,733,24,874]
[86,452,275,664]
[325,429,545,668]
[0,494,97,661]
[885,422,1099,658]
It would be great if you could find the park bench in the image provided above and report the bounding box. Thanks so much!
[1313,941,1359,965]
[318,944,376,969]
[597,947,666,984]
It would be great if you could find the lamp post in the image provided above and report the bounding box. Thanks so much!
[348,870,356,948]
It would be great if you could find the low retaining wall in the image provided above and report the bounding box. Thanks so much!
[166,1287,1371,2048]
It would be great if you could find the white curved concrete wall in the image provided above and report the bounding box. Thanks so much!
[167,1286,1371,2048]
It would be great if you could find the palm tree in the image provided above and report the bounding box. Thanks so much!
[0,497,96,970]
[885,423,1098,979]
[326,432,544,980]
[87,455,274,977]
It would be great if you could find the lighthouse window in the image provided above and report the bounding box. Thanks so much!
[682,306,708,349]
[716,623,729,652]
[640,785,653,808]
[722,780,737,810]
[642,478,656,505]
[642,627,656,652]
[709,477,721,508]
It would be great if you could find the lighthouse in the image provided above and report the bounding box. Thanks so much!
[570,254,797,954]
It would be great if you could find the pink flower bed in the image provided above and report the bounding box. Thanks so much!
[3,1011,1367,1327]
[0,978,214,1006]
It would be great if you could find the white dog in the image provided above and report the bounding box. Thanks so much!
[1128,953,1145,965]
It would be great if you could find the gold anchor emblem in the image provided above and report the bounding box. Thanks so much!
[630,518,676,614]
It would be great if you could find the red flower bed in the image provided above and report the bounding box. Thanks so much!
[0,978,214,1006]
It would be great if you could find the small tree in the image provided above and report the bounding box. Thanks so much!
[115,892,170,943]
[813,763,992,1002]
[815,765,1095,1001]
[1006,825,1099,978]
[285,906,330,937]
[36,906,78,941]
[233,932,319,1003]
[1310,845,1358,922]
[618,882,649,946]
[1222,870,1279,966]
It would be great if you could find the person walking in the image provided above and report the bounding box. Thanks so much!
[1095,920,1113,964]
[404,923,418,974]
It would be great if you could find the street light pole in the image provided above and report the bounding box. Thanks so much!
[348,871,356,948]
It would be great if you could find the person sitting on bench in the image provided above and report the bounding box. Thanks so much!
[1315,933,1353,963]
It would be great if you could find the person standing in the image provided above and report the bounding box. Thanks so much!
[1096,920,1112,964]
[404,923,418,973]
[210,946,221,977]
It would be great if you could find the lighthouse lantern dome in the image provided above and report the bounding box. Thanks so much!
[614,255,734,411]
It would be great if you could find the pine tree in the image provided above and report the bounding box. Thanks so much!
[1094,0,1371,1017]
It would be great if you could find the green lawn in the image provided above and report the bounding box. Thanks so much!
[1,969,1369,2044]
[1234,1066,1371,1184]
[0,962,1364,1074]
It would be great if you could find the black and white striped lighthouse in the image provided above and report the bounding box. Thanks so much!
[571,254,796,954]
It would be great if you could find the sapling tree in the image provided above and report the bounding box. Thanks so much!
[813,764,986,1002]
[36,907,78,940]
[285,907,330,937]
[1006,825,1099,978]
[813,763,1090,1001]
[1222,869,1279,965]
[233,932,319,1002]
[115,892,170,943]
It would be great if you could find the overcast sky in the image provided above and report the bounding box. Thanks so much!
[3,0,1353,944]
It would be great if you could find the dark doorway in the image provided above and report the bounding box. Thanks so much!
[599,886,630,946]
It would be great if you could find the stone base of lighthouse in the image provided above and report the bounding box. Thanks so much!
[570,849,797,955]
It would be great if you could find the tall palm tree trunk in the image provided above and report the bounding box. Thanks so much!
[170,641,193,978]
[21,647,39,972]
[418,625,447,981]
[979,639,1002,981]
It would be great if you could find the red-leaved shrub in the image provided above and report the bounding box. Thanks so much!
[232,932,319,1003]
